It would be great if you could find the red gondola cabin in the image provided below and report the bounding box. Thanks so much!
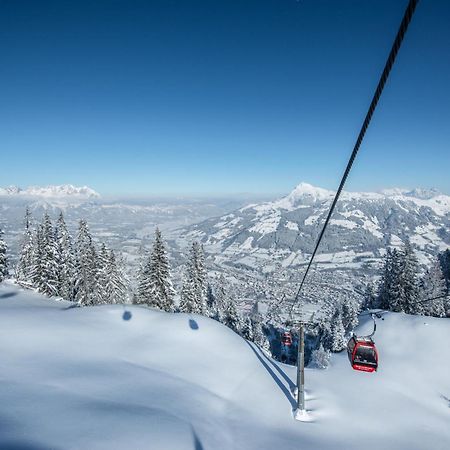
[347,336,378,373]
[281,332,293,347]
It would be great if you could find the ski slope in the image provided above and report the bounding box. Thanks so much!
[0,283,449,450]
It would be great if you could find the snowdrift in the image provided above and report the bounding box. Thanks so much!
[0,283,449,450]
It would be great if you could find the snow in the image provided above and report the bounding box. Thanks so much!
[329,219,358,229]
[254,182,450,216]
[304,212,322,225]
[249,213,280,235]
[282,182,334,206]
[410,234,430,249]
[390,234,404,247]
[1,283,450,450]
[240,236,254,250]
[361,219,384,239]
[284,221,299,231]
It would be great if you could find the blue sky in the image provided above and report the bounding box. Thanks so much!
[1,0,449,196]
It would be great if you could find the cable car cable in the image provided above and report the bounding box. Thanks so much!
[288,0,420,318]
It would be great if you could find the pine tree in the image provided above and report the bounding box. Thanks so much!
[55,211,76,300]
[316,297,335,351]
[241,316,254,341]
[148,228,175,311]
[309,344,331,369]
[135,231,172,309]
[223,300,242,334]
[438,249,450,293]
[213,274,228,320]
[31,213,59,296]
[248,314,271,354]
[96,243,110,304]
[15,207,33,284]
[329,311,346,352]
[29,224,44,290]
[135,229,174,311]
[105,249,127,304]
[421,260,447,317]
[206,283,216,317]
[179,273,200,314]
[96,244,127,305]
[135,249,151,305]
[179,241,207,314]
[112,251,129,303]
[378,248,403,311]
[398,241,421,314]
[0,228,8,282]
[74,220,98,306]
[341,297,360,334]
[361,282,378,310]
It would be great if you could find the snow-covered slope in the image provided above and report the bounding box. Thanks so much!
[0,283,449,450]
[183,182,450,271]
[0,184,100,198]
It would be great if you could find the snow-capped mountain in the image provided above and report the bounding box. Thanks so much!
[0,184,100,198]
[183,182,450,271]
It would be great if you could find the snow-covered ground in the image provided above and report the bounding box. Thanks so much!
[0,283,449,450]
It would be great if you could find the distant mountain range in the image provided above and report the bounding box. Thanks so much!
[0,185,259,272]
[1,182,449,278]
[183,182,450,272]
[0,184,100,198]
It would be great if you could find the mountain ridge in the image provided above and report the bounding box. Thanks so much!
[182,182,450,272]
[0,184,100,198]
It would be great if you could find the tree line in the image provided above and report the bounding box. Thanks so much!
[0,209,270,350]
[364,241,450,317]
[14,208,128,305]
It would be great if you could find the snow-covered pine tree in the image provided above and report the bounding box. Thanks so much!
[179,241,207,314]
[253,319,271,354]
[0,228,8,282]
[317,300,346,352]
[309,344,331,369]
[438,249,450,293]
[206,283,217,318]
[341,297,360,334]
[29,223,44,290]
[104,249,126,304]
[134,248,152,305]
[329,310,346,352]
[421,259,447,318]
[96,243,110,304]
[147,228,175,311]
[377,249,392,310]
[135,229,174,311]
[378,248,403,311]
[179,273,197,313]
[15,207,33,284]
[315,297,335,351]
[111,251,129,304]
[32,213,59,296]
[361,282,378,310]
[55,211,76,300]
[191,241,207,310]
[223,300,242,334]
[241,316,254,341]
[74,220,98,306]
[212,274,228,320]
[398,241,421,314]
